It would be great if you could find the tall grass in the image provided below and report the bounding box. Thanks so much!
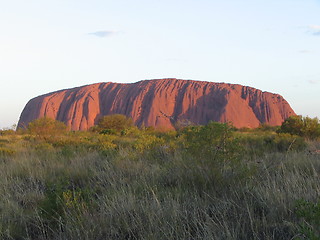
[0,128,319,239]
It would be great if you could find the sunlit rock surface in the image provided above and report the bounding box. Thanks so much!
[18,79,295,130]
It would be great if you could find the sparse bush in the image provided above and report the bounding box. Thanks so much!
[273,133,307,152]
[257,123,279,132]
[134,134,165,152]
[27,117,67,137]
[278,115,320,140]
[237,132,307,156]
[179,121,242,161]
[99,128,117,135]
[94,114,134,132]
[0,129,15,136]
[35,142,55,152]
[40,179,91,222]
[0,125,17,136]
[295,199,320,239]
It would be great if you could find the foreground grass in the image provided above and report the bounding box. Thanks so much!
[0,128,319,239]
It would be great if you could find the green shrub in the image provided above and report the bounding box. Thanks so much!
[100,129,117,135]
[237,132,306,155]
[94,114,134,132]
[295,199,320,239]
[273,133,306,152]
[34,142,55,152]
[278,115,320,140]
[179,121,242,160]
[0,129,16,136]
[256,123,279,132]
[27,117,67,137]
[134,134,165,152]
[39,179,92,231]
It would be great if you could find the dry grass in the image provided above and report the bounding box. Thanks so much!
[0,130,319,239]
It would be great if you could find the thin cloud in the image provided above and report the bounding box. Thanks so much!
[307,79,320,84]
[165,58,186,62]
[309,25,320,30]
[306,25,320,36]
[88,31,117,38]
[299,50,311,53]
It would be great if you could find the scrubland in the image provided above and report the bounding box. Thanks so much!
[0,121,319,239]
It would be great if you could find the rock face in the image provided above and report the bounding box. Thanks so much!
[18,79,296,130]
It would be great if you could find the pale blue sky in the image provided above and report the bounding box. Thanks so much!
[0,0,319,128]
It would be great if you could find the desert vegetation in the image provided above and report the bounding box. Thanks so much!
[0,115,320,239]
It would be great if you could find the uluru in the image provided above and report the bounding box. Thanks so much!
[18,78,295,130]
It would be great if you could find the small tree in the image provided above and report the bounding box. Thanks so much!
[96,114,134,132]
[278,115,320,140]
[28,117,67,137]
